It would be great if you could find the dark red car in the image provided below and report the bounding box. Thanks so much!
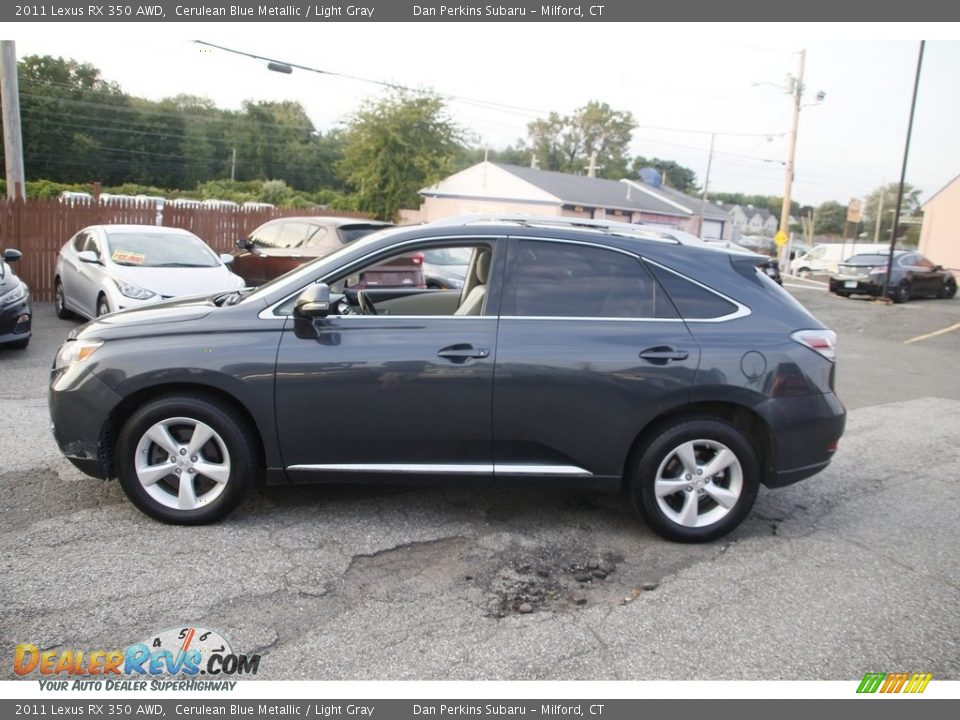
[232,216,425,288]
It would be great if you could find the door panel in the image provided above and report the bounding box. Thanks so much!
[275,316,497,481]
[493,319,700,479]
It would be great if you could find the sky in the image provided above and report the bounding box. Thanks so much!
[10,22,960,207]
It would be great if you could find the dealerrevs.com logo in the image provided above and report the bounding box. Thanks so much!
[14,627,260,691]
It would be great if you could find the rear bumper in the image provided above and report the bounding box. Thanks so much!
[757,392,846,488]
[829,276,884,296]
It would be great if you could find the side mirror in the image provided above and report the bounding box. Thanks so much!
[934,264,943,271]
[293,283,331,319]
[219,253,235,265]
[77,250,99,264]
[3,248,22,262]
[235,237,252,250]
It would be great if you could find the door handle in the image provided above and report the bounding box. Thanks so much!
[639,346,689,364]
[437,344,490,362]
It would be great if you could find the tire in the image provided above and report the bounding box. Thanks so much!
[116,394,257,524]
[940,279,957,299]
[54,278,72,319]
[798,267,811,279]
[833,292,851,298]
[891,280,911,304]
[97,294,111,317]
[629,418,760,543]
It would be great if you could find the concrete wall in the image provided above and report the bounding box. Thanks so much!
[920,178,960,271]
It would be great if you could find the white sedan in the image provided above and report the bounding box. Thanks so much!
[54,225,245,320]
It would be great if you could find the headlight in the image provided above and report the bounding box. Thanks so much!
[114,278,156,300]
[54,339,104,369]
[0,282,27,306]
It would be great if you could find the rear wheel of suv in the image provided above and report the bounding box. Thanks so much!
[629,418,760,543]
[116,395,256,524]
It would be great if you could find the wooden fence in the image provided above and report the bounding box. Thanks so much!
[0,198,367,301]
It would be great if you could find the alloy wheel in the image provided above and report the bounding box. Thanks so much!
[653,439,744,528]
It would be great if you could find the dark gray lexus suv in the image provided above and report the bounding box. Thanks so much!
[50,216,845,542]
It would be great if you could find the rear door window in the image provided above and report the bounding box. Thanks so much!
[501,239,677,319]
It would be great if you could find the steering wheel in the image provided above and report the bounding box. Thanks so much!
[357,290,378,315]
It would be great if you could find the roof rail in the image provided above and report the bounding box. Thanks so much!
[426,213,685,244]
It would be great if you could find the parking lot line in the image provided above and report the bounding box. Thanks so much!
[903,320,960,345]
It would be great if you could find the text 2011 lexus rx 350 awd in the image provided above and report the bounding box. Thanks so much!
[50,217,845,542]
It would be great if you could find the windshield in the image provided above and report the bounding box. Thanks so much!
[239,225,407,304]
[105,232,219,268]
[843,253,891,265]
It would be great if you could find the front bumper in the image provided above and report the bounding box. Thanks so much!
[49,363,123,479]
[0,292,32,344]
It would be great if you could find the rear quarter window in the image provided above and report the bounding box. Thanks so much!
[647,263,739,319]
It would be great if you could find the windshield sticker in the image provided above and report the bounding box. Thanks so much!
[112,249,146,265]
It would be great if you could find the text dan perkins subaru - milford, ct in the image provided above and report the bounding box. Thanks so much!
[48,216,845,543]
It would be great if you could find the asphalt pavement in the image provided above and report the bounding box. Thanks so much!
[1,292,958,680]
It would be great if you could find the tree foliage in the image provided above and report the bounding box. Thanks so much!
[631,156,698,193]
[863,182,922,244]
[337,89,464,220]
[813,200,847,235]
[522,101,636,179]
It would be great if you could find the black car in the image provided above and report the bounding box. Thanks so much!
[49,216,846,542]
[829,250,957,303]
[0,249,31,349]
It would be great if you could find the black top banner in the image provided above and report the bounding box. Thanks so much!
[5,0,960,22]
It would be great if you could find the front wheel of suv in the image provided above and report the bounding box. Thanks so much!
[116,394,257,524]
[629,418,760,543]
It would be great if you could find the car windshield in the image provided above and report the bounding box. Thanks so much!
[238,226,407,304]
[843,253,890,265]
[105,232,219,268]
[423,248,471,265]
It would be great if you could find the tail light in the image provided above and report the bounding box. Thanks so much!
[410,252,424,265]
[791,329,837,362]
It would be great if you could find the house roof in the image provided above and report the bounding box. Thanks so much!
[922,173,960,208]
[489,163,729,220]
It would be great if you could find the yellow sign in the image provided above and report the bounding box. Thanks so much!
[774,230,788,247]
[847,198,863,223]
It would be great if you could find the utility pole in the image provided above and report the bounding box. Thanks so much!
[873,185,884,243]
[0,41,26,200]
[882,41,925,300]
[586,149,599,178]
[778,49,805,265]
[697,132,716,237]
[230,148,237,181]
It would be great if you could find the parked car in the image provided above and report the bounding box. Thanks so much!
[49,215,846,542]
[231,216,403,287]
[829,250,957,303]
[423,247,471,289]
[54,225,244,320]
[792,242,887,277]
[0,249,31,349]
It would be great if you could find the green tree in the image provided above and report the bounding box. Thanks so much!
[813,201,847,235]
[337,90,464,220]
[523,101,636,179]
[630,156,698,193]
[10,55,133,185]
[863,182,922,245]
